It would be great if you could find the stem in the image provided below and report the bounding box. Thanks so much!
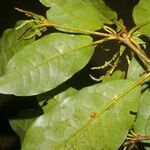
[15,7,112,37]
[15,7,44,20]
[128,21,150,38]
[49,22,112,37]
[124,130,150,147]
[92,36,116,45]
[32,20,113,37]
[118,36,150,65]
[103,25,117,35]
[140,136,150,141]
[16,7,150,66]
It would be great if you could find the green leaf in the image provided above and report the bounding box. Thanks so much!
[132,33,146,49]
[42,87,78,113]
[10,87,77,144]
[0,33,94,96]
[10,107,42,144]
[22,80,140,149]
[133,0,150,36]
[0,21,35,76]
[0,38,34,76]
[82,0,117,20]
[134,89,150,139]
[127,57,144,80]
[103,70,125,82]
[0,20,35,56]
[39,0,114,32]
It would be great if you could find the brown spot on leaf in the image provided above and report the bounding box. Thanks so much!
[90,112,97,118]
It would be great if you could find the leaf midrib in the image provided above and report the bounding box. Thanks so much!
[55,81,139,148]
[0,41,93,87]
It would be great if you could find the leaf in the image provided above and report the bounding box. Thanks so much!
[133,0,150,37]
[10,87,77,144]
[0,33,94,96]
[127,57,144,80]
[82,0,117,20]
[134,89,150,139]
[0,20,35,56]
[10,107,43,144]
[0,38,34,76]
[39,0,114,32]
[132,33,146,49]
[0,21,35,76]
[42,87,78,114]
[103,70,125,82]
[22,80,140,150]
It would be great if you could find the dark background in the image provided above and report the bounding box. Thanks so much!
[0,0,47,36]
[0,1,47,149]
[0,0,141,150]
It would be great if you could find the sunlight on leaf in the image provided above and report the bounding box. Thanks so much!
[39,0,114,32]
[83,0,117,20]
[0,20,35,76]
[22,80,140,149]
[127,57,144,80]
[0,33,94,96]
[133,0,150,37]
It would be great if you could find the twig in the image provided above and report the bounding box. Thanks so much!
[118,35,150,65]
[124,130,150,147]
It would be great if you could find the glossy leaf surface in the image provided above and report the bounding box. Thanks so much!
[22,80,140,149]
[134,89,150,137]
[40,0,115,32]
[0,21,35,75]
[0,33,94,96]
[83,0,117,20]
[133,0,150,36]
[127,57,144,80]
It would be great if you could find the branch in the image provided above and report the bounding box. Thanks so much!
[124,130,150,147]
[15,7,150,66]
[118,35,150,65]
[15,7,112,37]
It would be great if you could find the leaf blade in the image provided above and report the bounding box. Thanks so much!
[0,33,94,96]
[133,0,150,36]
[134,89,150,137]
[22,80,141,149]
[10,107,43,144]
[83,0,117,21]
[0,20,35,75]
[127,57,144,80]
[40,0,115,32]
